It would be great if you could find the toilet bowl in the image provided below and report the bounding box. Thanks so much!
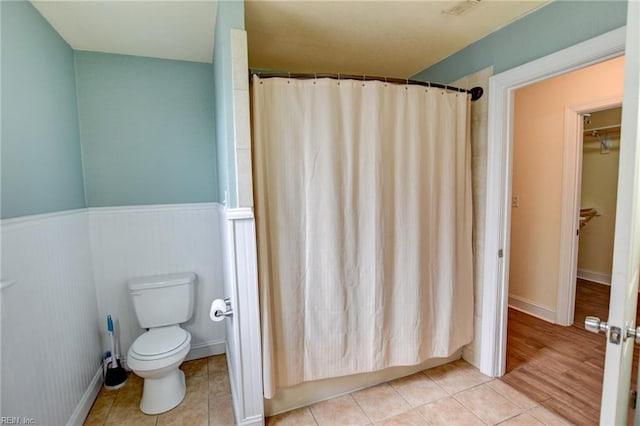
[127,326,191,414]
[126,272,196,414]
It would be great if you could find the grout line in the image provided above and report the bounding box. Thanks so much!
[349,392,374,425]
[306,405,320,425]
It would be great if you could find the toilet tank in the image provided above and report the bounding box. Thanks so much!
[128,272,196,328]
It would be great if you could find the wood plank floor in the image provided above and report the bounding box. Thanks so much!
[501,279,640,426]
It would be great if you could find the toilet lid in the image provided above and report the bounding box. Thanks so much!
[131,327,189,357]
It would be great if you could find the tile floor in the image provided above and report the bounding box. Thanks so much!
[84,354,234,426]
[85,356,574,426]
[266,360,574,426]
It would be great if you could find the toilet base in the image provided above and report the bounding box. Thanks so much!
[139,368,186,414]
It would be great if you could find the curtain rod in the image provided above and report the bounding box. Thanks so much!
[249,71,484,102]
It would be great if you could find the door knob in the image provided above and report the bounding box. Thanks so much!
[585,316,608,334]
[585,316,623,344]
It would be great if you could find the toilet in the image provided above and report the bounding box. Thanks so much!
[126,272,196,414]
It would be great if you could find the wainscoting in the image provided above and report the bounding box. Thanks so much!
[88,203,227,363]
[1,210,101,425]
[1,203,228,425]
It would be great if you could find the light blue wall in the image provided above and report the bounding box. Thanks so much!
[75,51,218,207]
[213,0,245,207]
[1,1,85,219]
[413,0,628,83]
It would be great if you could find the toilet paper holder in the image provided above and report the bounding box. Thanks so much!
[214,297,233,318]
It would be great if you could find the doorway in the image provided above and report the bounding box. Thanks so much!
[502,94,626,423]
[480,6,640,424]
[573,106,622,329]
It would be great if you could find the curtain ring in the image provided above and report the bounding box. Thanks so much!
[314,72,317,85]
[405,78,409,90]
[384,76,388,87]
[362,75,366,87]
[288,72,291,84]
[337,73,341,86]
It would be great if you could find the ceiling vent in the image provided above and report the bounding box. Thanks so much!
[442,0,483,16]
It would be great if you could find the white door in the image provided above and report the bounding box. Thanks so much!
[594,3,640,424]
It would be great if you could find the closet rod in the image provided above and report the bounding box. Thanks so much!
[584,124,621,133]
[249,71,484,101]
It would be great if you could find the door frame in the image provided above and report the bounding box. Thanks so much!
[555,95,624,326]
[479,26,627,377]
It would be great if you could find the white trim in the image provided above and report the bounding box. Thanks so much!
[508,295,556,323]
[577,268,612,285]
[66,367,102,426]
[1,203,224,226]
[222,212,264,425]
[236,415,264,426]
[556,95,623,326]
[88,202,223,215]
[185,339,226,361]
[481,26,626,377]
[0,208,86,228]
[225,207,254,220]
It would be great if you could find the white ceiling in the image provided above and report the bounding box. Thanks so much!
[246,1,549,78]
[32,0,548,77]
[32,1,217,63]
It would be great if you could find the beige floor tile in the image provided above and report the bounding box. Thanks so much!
[209,371,231,396]
[116,373,143,398]
[309,394,370,425]
[527,407,573,425]
[157,391,208,426]
[182,359,208,378]
[106,416,157,426]
[423,360,491,394]
[266,407,317,426]
[106,390,154,424]
[208,355,228,376]
[488,380,538,410]
[454,382,523,425]
[186,374,209,395]
[209,394,235,426]
[499,413,544,426]
[352,383,411,422]
[373,408,426,425]
[416,397,484,426]
[84,388,117,425]
[390,373,447,407]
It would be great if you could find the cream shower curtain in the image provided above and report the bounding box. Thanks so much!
[252,76,473,398]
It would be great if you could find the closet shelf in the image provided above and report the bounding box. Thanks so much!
[579,208,599,230]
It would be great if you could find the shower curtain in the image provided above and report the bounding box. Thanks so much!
[252,75,473,398]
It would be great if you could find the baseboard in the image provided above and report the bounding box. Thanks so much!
[66,367,102,426]
[577,268,611,286]
[237,415,264,426]
[185,339,226,361]
[508,295,556,324]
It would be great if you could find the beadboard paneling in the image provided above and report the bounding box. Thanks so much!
[222,208,264,425]
[1,210,100,424]
[88,203,226,360]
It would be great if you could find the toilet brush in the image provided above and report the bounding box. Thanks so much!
[104,315,128,390]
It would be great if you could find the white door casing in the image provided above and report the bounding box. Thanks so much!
[482,5,640,422]
[555,95,623,327]
[480,25,626,377]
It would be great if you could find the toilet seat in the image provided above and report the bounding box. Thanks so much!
[129,327,190,361]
